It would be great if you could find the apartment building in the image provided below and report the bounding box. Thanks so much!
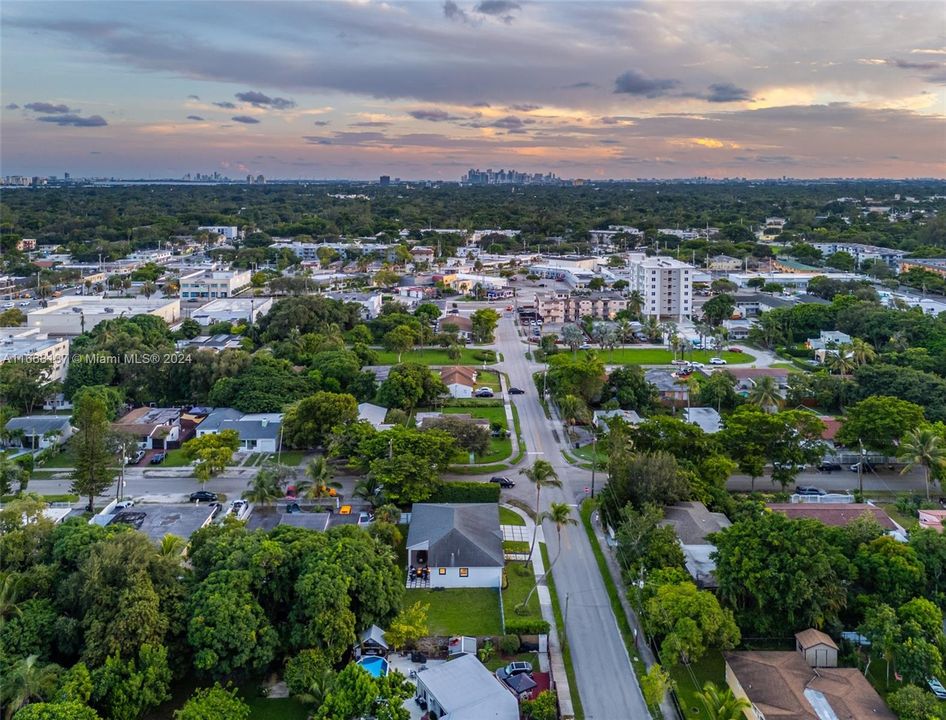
[810,242,906,268]
[625,255,693,321]
[0,328,70,382]
[535,292,628,323]
[179,269,251,299]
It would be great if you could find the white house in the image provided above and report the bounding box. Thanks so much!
[3,416,73,450]
[414,654,519,720]
[406,503,504,589]
[196,409,282,453]
[439,366,477,399]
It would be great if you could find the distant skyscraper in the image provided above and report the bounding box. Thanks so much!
[379,175,390,186]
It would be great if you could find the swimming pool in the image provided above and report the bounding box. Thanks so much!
[356,655,389,678]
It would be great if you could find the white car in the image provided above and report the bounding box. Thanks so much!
[689,361,705,369]
[710,357,727,365]
[1,302,13,309]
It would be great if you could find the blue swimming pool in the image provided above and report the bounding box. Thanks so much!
[357,655,389,678]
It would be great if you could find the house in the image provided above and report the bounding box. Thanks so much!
[724,368,790,396]
[440,366,478,399]
[413,653,519,720]
[661,502,731,588]
[438,314,473,341]
[406,503,504,588]
[918,509,946,532]
[196,408,282,453]
[684,407,722,434]
[357,625,389,657]
[707,255,743,271]
[113,407,182,450]
[592,409,643,432]
[358,402,392,431]
[766,503,902,533]
[725,649,895,720]
[805,330,852,352]
[176,334,245,353]
[795,629,838,668]
[645,368,690,407]
[3,416,73,450]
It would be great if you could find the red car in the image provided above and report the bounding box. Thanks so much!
[728,347,743,353]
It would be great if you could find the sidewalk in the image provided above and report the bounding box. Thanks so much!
[502,503,574,718]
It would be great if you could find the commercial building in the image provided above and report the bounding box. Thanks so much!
[196,225,240,241]
[180,269,251,300]
[900,257,946,278]
[0,329,70,382]
[27,297,181,335]
[535,292,628,323]
[190,297,272,325]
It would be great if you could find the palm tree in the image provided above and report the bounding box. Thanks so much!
[373,503,401,524]
[139,281,157,299]
[1,655,61,719]
[825,344,856,378]
[899,426,946,501]
[0,573,23,621]
[627,290,644,319]
[748,375,781,413]
[242,470,284,507]
[353,475,385,507]
[446,343,462,363]
[296,457,342,502]
[517,502,577,612]
[889,330,909,352]
[519,460,562,562]
[695,682,750,720]
[643,316,662,342]
[849,337,877,366]
[558,394,589,429]
[159,534,186,557]
[617,319,634,345]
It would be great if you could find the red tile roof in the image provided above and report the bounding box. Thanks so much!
[767,503,898,531]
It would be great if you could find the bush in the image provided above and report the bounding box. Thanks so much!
[428,482,500,503]
[442,398,503,408]
[474,350,497,362]
[499,634,521,654]
[504,618,551,635]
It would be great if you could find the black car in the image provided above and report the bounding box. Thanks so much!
[490,476,515,488]
[794,486,826,497]
[508,387,525,395]
[189,491,218,503]
[150,452,166,464]
[818,461,842,472]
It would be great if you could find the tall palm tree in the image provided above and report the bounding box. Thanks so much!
[518,502,577,611]
[1,655,61,719]
[558,394,589,429]
[617,319,634,345]
[353,475,385,507]
[159,534,186,557]
[899,426,946,501]
[748,375,781,413]
[889,330,909,352]
[627,290,644,319]
[0,573,23,621]
[849,337,877,366]
[695,682,750,720]
[139,281,157,299]
[242,471,283,507]
[519,460,562,562]
[296,457,342,502]
[826,344,856,378]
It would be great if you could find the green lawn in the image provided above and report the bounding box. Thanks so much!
[406,588,502,636]
[572,443,605,467]
[158,448,193,467]
[574,348,754,365]
[666,652,726,720]
[503,562,541,623]
[769,362,804,372]
[499,506,526,526]
[37,444,76,468]
[374,347,497,365]
[275,450,306,467]
[475,369,502,391]
[444,405,512,464]
[238,683,310,720]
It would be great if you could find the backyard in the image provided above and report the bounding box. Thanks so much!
[665,651,726,720]
[374,347,497,366]
[569,348,754,365]
[406,587,503,636]
[443,405,512,464]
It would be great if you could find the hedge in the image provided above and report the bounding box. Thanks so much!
[505,618,551,635]
[428,482,501,503]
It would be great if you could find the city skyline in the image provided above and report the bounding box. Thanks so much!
[2,0,945,180]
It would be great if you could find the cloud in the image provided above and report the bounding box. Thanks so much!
[490,115,534,129]
[302,136,333,145]
[36,113,107,127]
[509,103,541,112]
[471,102,491,107]
[704,82,752,103]
[313,120,330,126]
[231,115,261,124]
[351,120,391,127]
[887,58,942,71]
[600,116,636,125]
[409,108,461,122]
[24,102,73,114]
[565,82,597,89]
[234,90,296,109]
[5,103,18,110]
[474,0,520,22]
[614,70,679,97]
[186,115,204,121]
[213,101,237,109]
[187,94,200,100]
[443,1,469,23]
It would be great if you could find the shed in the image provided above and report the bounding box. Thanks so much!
[795,628,838,668]
[358,625,389,656]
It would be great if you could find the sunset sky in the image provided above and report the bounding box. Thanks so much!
[2,0,945,180]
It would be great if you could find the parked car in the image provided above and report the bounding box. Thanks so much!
[709,357,727,365]
[505,305,513,311]
[579,343,592,350]
[115,500,135,511]
[688,361,705,369]
[490,476,515,488]
[818,461,842,472]
[671,360,689,366]
[928,678,946,700]
[189,491,218,503]
[410,651,427,664]
[474,388,494,398]
[208,502,223,519]
[448,308,460,314]
[508,387,525,395]
[496,661,533,682]
[728,346,743,353]
[794,486,826,497]
[286,502,302,513]
[850,461,875,473]
[230,499,247,516]
[150,452,166,464]
[126,450,146,465]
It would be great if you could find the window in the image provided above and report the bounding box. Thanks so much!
[459,568,469,577]
[438,568,446,576]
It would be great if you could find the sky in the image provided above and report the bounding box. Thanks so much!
[2,0,945,180]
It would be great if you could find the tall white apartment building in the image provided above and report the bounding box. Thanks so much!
[180,269,251,299]
[623,255,693,321]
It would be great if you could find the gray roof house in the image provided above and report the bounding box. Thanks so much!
[684,407,722,434]
[196,409,282,453]
[406,504,504,589]
[661,501,732,588]
[414,653,519,720]
[3,416,74,450]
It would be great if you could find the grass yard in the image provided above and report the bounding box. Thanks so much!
[444,405,512,464]
[499,506,526,526]
[238,683,310,720]
[475,369,502,391]
[503,562,541,623]
[157,448,193,467]
[572,443,604,468]
[769,362,804,372]
[275,450,306,467]
[406,588,503,636]
[573,348,754,365]
[666,651,726,720]
[374,347,497,366]
[37,444,76,468]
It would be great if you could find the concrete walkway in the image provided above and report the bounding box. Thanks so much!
[501,502,574,717]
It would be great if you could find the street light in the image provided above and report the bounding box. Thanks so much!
[590,430,598,499]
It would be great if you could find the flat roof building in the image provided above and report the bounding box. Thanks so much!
[0,331,69,382]
[180,269,251,300]
[190,297,273,325]
[27,297,181,336]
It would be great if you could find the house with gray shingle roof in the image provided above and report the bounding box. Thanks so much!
[3,415,73,450]
[406,503,503,588]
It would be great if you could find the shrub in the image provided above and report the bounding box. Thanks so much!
[474,350,497,362]
[499,634,521,654]
[428,482,500,503]
[504,618,551,635]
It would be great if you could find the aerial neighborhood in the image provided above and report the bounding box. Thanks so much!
[1,179,946,720]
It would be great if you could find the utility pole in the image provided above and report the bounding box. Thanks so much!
[858,438,865,497]
[590,430,597,498]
